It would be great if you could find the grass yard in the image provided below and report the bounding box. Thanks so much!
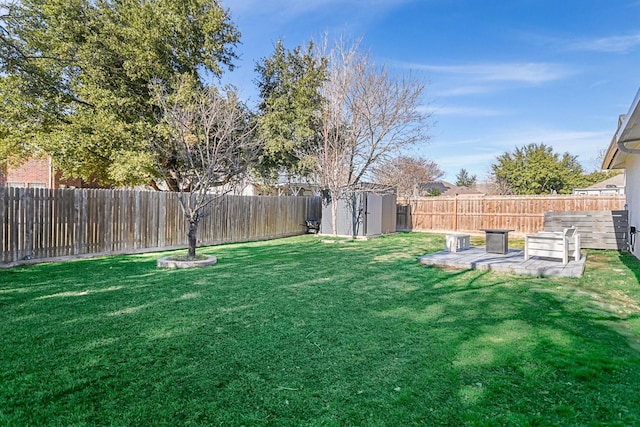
[2,233,640,426]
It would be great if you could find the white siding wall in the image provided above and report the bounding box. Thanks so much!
[626,157,640,258]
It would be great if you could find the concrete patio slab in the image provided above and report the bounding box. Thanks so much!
[418,246,586,278]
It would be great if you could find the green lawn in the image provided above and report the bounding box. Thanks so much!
[2,233,640,426]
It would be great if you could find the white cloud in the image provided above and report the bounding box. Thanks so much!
[398,61,575,106]
[434,85,495,97]
[493,129,608,148]
[402,62,573,85]
[567,32,640,53]
[588,80,610,89]
[434,106,505,118]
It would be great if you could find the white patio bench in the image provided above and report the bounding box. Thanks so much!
[445,233,471,253]
[524,227,581,265]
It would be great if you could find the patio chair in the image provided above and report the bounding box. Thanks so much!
[524,227,581,265]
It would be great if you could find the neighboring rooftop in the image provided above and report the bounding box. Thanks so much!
[585,173,624,189]
[573,173,625,195]
[421,181,483,197]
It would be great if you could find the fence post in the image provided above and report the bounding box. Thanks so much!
[12,188,20,262]
[454,195,458,231]
[0,187,5,263]
[24,188,34,260]
[158,192,166,248]
[104,190,112,252]
[74,189,88,255]
[134,190,141,249]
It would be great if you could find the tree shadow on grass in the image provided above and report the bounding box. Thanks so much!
[619,250,640,285]
[4,234,640,425]
[363,264,640,425]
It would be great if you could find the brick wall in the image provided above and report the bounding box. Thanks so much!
[4,157,52,188]
[2,157,91,189]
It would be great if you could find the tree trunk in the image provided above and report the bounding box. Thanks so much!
[350,192,359,239]
[187,219,199,258]
[331,198,338,236]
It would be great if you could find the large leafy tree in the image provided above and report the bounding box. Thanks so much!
[254,39,327,179]
[491,143,588,195]
[0,0,239,186]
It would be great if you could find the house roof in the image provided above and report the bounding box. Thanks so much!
[584,173,624,189]
[422,181,483,196]
[602,88,640,170]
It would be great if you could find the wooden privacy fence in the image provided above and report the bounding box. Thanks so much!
[397,195,626,235]
[0,187,321,266]
[544,210,629,250]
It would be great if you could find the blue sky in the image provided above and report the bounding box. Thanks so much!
[219,0,640,182]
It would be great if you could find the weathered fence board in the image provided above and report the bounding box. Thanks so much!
[544,210,629,250]
[1,188,321,266]
[397,195,626,236]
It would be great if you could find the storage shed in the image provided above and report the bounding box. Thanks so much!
[320,186,396,237]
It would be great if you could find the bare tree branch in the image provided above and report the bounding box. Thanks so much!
[372,155,444,198]
[299,37,431,235]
